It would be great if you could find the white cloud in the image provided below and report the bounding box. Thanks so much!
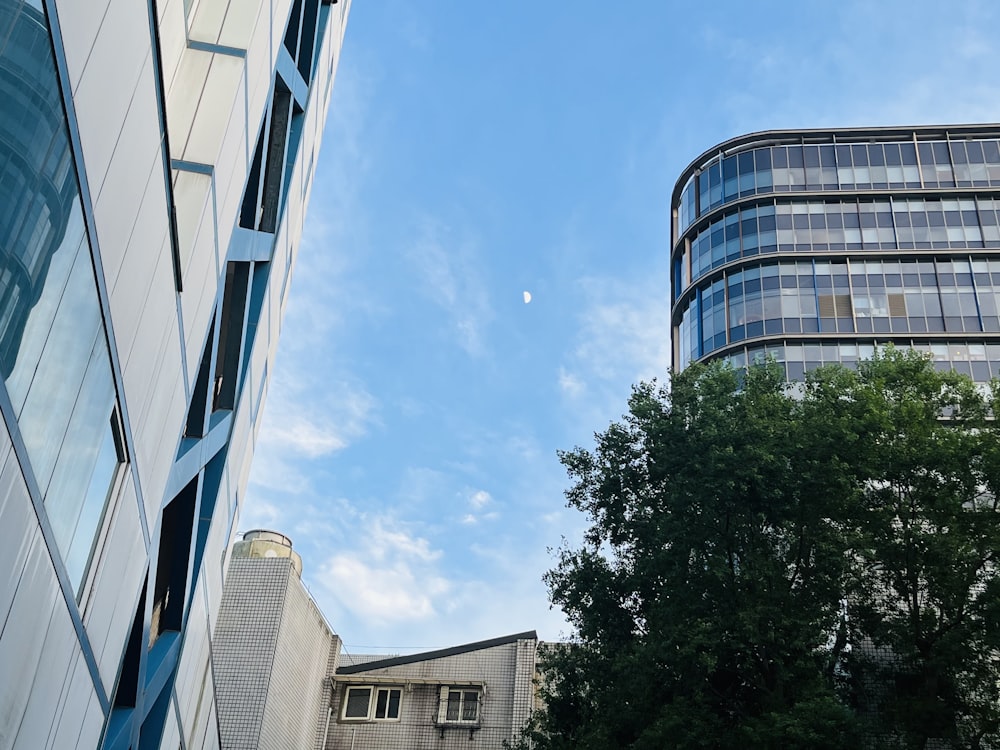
[316,518,451,625]
[248,380,376,498]
[319,554,449,623]
[371,520,441,562]
[469,489,491,509]
[458,489,500,525]
[263,414,347,457]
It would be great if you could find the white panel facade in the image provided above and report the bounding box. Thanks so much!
[0,0,351,747]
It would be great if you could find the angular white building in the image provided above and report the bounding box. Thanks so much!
[0,0,350,747]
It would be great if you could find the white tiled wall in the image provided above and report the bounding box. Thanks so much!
[326,637,538,750]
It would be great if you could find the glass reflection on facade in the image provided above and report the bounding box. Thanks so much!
[671,126,1000,381]
[0,0,122,595]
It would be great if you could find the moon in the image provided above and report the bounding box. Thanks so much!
[523,291,532,304]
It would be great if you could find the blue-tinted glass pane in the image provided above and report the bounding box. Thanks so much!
[16,245,104,487]
[64,418,120,591]
[0,0,123,595]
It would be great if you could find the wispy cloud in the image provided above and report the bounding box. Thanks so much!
[558,270,671,432]
[406,217,494,356]
[319,555,449,622]
[557,366,585,398]
[691,1,1000,134]
[371,519,441,562]
[574,285,671,383]
[250,375,376,493]
[317,519,450,624]
[262,413,347,457]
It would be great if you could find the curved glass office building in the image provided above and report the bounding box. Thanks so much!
[670,125,1000,380]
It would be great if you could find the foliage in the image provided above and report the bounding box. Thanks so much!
[522,348,1000,750]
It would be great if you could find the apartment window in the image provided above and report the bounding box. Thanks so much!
[438,687,480,724]
[341,686,402,721]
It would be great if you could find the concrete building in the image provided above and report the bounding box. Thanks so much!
[671,125,1000,378]
[0,0,349,747]
[327,632,538,750]
[213,531,339,750]
[213,531,538,750]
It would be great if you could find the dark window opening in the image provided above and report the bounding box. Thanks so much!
[283,0,304,59]
[150,478,197,645]
[239,127,266,230]
[296,0,321,81]
[281,103,305,211]
[213,263,251,412]
[184,323,214,438]
[311,1,333,79]
[259,81,292,233]
[113,584,146,708]
[190,452,225,607]
[241,261,270,377]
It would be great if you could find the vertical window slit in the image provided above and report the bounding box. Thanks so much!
[297,0,321,81]
[213,263,250,412]
[114,584,146,708]
[150,478,197,645]
[239,127,266,230]
[259,82,292,233]
[185,322,214,437]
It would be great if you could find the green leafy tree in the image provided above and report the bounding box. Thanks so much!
[839,352,1000,748]
[520,349,1000,750]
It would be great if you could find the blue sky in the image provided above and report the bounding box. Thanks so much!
[243,0,1000,653]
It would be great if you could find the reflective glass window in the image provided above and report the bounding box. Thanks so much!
[0,0,124,596]
[678,176,696,234]
[754,148,772,192]
[708,161,722,209]
[722,156,738,203]
[682,136,1000,220]
[737,151,755,197]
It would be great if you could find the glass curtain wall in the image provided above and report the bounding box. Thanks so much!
[0,0,124,595]
[671,128,1000,379]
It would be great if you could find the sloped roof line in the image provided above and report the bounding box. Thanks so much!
[336,630,538,675]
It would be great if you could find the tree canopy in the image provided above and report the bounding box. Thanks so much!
[519,348,1000,750]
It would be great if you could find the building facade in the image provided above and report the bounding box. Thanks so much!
[670,125,1000,378]
[328,632,538,750]
[213,531,339,750]
[0,0,349,747]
